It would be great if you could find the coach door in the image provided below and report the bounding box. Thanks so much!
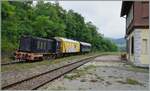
[56,41,61,53]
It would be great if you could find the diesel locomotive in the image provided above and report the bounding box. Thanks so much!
[15,36,91,61]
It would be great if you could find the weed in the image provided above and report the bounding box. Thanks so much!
[95,74,104,81]
[105,81,112,85]
[90,79,98,82]
[53,86,66,90]
[126,78,143,85]
[80,79,86,82]
[88,72,93,75]
[1,53,100,72]
[64,75,74,80]
[116,78,143,86]
[108,76,118,79]
[103,70,106,72]
[64,65,97,80]
[78,87,85,90]
[116,80,127,84]
[125,64,149,73]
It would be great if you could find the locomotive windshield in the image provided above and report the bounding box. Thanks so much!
[19,36,32,52]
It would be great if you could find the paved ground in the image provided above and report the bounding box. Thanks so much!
[38,55,149,90]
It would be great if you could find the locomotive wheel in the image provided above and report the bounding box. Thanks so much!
[52,54,56,59]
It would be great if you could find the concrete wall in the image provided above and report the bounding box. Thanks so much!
[126,28,149,67]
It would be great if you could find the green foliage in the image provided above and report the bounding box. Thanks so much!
[1,1,118,53]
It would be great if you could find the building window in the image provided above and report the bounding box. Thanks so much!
[142,39,148,54]
[126,4,133,28]
[127,39,130,53]
[131,36,134,54]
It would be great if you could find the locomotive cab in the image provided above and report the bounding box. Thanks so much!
[15,36,55,61]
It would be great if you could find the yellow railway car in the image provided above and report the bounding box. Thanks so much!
[15,36,91,61]
[57,37,80,53]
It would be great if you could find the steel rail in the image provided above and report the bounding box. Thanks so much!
[2,55,101,90]
[1,60,26,66]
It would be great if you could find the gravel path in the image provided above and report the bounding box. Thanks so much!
[38,55,149,90]
[1,55,99,87]
[3,58,92,90]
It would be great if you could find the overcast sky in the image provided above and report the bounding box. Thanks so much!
[58,1,125,39]
[38,1,126,39]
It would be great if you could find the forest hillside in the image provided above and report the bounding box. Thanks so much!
[1,1,118,55]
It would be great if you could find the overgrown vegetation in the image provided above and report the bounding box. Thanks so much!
[125,64,149,73]
[2,1,118,55]
[116,78,143,86]
[64,65,97,80]
[1,52,104,72]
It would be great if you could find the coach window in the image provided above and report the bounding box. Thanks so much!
[39,41,41,49]
[42,41,45,50]
[43,42,45,50]
[43,41,46,50]
[37,41,40,49]
[45,42,47,49]
[74,45,76,48]
[42,41,44,49]
[40,41,43,49]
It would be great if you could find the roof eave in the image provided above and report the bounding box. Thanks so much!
[120,1,133,17]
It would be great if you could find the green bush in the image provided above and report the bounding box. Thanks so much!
[1,1,118,54]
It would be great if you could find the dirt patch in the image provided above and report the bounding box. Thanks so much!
[38,55,149,90]
[1,53,102,87]
[94,55,122,62]
[64,65,97,80]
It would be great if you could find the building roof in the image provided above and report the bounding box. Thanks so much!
[58,37,79,43]
[120,1,133,17]
[80,42,91,46]
[22,35,53,41]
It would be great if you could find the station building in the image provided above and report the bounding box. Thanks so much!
[121,1,149,67]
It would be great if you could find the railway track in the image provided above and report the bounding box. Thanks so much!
[2,55,100,90]
[1,60,26,66]
[1,54,86,66]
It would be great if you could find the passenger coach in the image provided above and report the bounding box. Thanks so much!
[15,36,91,61]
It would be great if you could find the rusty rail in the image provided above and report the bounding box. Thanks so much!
[2,54,101,90]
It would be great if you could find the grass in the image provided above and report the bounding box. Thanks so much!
[1,51,120,62]
[64,74,80,80]
[116,80,127,84]
[1,57,12,63]
[64,69,86,80]
[64,65,97,80]
[95,74,105,81]
[105,81,112,85]
[51,86,66,90]
[90,79,98,82]
[80,79,87,82]
[1,52,106,72]
[1,52,120,72]
[126,78,143,85]
[116,78,143,86]
[108,76,118,79]
[125,64,149,73]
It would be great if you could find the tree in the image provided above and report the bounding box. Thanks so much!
[1,1,118,54]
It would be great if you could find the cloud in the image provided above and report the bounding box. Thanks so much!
[59,1,125,38]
